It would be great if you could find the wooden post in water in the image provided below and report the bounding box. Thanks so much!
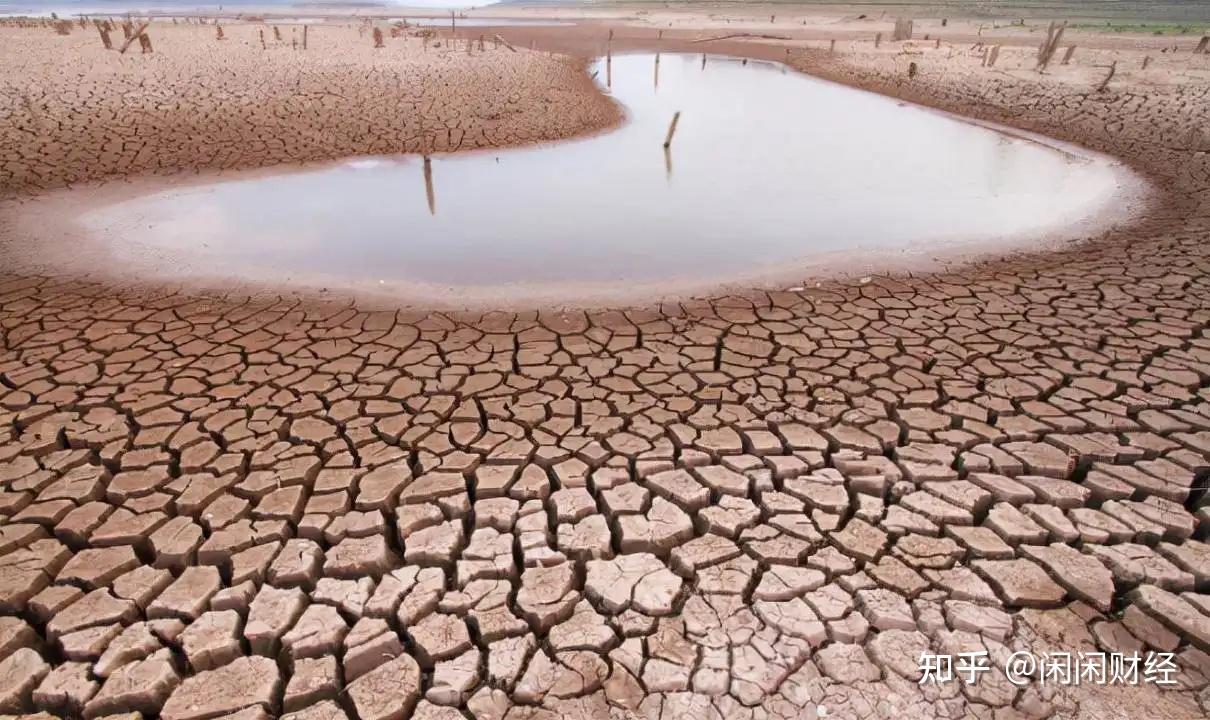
[1061,45,1076,64]
[216,24,224,40]
[875,32,881,48]
[654,52,659,89]
[423,156,436,215]
[259,29,265,49]
[663,111,681,148]
[450,10,455,32]
[303,25,307,49]
[373,26,383,48]
[829,39,835,53]
[98,23,111,49]
[1195,36,1209,53]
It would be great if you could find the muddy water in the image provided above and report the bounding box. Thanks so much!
[75,53,1143,301]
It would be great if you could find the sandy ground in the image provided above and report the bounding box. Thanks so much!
[1,5,1210,720]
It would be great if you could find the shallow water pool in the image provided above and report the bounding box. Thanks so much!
[70,53,1141,302]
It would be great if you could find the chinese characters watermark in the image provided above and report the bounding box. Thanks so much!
[919,651,1178,687]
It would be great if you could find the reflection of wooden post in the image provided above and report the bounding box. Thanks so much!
[664,145,672,181]
[875,32,881,48]
[423,156,436,215]
[138,31,152,53]
[663,111,681,148]
[1061,45,1076,64]
[274,25,281,41]
[373,26,383,48]
[1195,36,1209,54]
[701,53,706,69]
[606,47,612,88]
[654,52,659,89]
[829,39,835,53]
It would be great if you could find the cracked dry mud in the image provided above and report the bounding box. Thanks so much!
[2,17,1210,720]
[0,24,619,193]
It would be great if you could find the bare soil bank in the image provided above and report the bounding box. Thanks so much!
[0,22,622,194]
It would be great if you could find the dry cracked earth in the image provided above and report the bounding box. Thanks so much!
[3,18,1210,720]
[0,23,619,194]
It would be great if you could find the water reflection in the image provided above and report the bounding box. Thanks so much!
[77,54,1133,291]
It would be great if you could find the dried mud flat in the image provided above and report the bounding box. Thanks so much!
[0,23,620,192]
[2,11,1210,720]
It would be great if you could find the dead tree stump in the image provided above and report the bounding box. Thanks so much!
[1096,61,1116,92]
